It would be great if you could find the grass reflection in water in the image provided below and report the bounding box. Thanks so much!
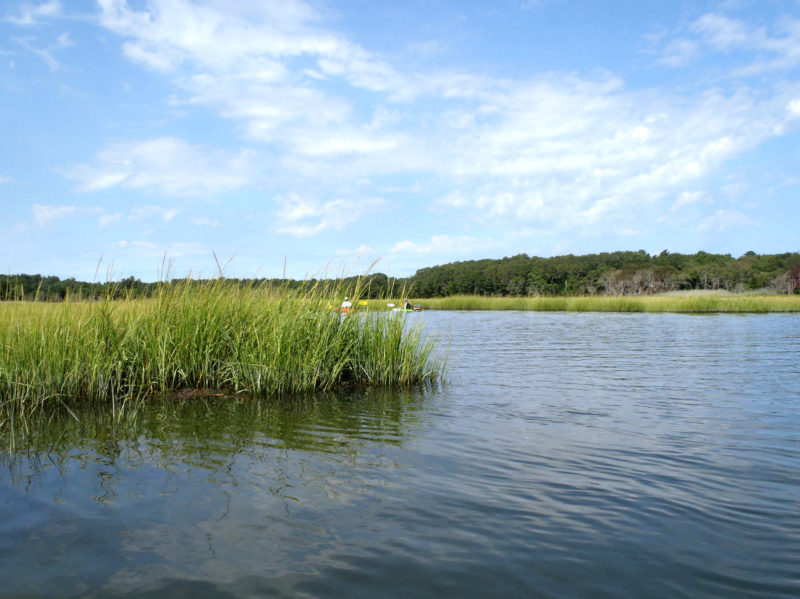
[4,387,433,475]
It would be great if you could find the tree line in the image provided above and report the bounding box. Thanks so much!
[406,251,800,297]
[3,251,799,301]
[0,273,403,302]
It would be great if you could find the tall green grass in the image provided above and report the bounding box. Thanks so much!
[416,294,800,313]
[0,278,444,446]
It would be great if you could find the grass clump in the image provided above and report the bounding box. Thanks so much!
[416,294,800,313]
[0,279,443,446]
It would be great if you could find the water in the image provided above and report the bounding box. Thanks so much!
[2,312,799,598]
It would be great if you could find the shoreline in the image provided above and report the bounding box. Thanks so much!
[405,294,800,313]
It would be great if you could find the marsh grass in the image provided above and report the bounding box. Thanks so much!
[0,278,443,447]
[416,294,800,313]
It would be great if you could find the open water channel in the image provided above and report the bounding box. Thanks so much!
[2,311,799,598]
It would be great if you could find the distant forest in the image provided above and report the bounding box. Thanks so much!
[3,251,800,301]
[409,250,800,297]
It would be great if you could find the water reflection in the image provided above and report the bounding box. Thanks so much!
[1,388,438,598]
[2,312,799,599]
[5,386,433,479]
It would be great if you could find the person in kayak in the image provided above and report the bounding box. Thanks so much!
[403,298,413,310]
[341,297,353,313]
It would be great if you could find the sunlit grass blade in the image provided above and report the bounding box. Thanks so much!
[0,277,445,447]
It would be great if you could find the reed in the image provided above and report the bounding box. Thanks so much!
[414,294,800,313]
[0,278,443,446]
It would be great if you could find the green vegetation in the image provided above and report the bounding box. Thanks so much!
[417,293,800,313]
[409,250,800,297]
[0,272,402,302]
[4,250,799,302]
[0,278,444,447]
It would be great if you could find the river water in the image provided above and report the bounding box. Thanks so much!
[2,311,799,598]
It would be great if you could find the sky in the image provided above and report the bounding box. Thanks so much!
[2,0,800,282]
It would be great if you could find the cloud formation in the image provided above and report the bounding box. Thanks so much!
[6,1,799,279]
[64,137,253,197]
[275,193,384,237]
[698,209,757,232]
[390,235,486,256]
[661,12,800,75]
[32,204,126,228]
[5,0,61,26]
[32,203,75,226]
[88,2,800,242]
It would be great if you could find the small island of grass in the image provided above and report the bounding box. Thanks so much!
[0,279,444,447]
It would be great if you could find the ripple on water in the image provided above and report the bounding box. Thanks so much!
[2,312,799,598]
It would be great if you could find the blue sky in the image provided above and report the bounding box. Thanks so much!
[2,0,799,281]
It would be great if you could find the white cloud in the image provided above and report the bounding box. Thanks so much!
[96,0,796,208]
[129,205,179,222]
[390,235,481,255]
[684,13,800,75]
[7,3,71,70]
[191,217,220,227]
[98,213,123,227]
[94,0,484,154]
[96,0,373,87]
[581,196,619,224]
[692,13,756,50]
[56,32,73,48]
[6,1,61,26]
[6,222,29,235]
[32,204,75,226]
[64,137,253,197]
[671,191,708,210]
[275,192,383,236]
[0,175,14,184]
[32,204,126,228]
[427,75,799,228]
[177,74,351,142]
[353,244,376,255]
[290,131,399,156]
[88,2,800,245]
[12,37,60,70]
[659,38,700,67]
[697,209,756,232]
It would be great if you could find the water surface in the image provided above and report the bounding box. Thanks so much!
[2,312,799,598]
